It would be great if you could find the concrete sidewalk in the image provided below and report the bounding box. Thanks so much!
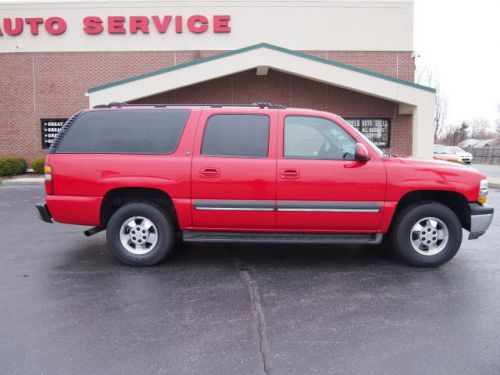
[1,176,44,186]
[489,178,500,189]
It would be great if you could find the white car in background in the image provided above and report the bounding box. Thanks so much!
[447,146,473,164]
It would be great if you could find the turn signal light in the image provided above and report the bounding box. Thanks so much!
[44,164,52,177]
[44,163,54,195]
[478,179,488,204]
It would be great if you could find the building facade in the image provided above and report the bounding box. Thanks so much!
[0,0,435,162]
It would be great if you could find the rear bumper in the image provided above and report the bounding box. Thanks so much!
[46,195,101,226]
[469,203,493,239]
[36,203,53,223]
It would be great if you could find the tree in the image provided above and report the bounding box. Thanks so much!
[496,104,500,134]
[453,122,470,145]
[471,117,495,139]
[438,122,469,146]
[416,66,447,140]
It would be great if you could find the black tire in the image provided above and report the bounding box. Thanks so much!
[106,202,175,266]
[391,202,462,267]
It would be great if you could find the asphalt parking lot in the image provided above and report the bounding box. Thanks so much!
[1,186,499,374]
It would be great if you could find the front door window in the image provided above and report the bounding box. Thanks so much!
[284,116,356,160]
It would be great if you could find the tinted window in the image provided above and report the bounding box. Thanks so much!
[284,116,356,160]
[201,114,269,158]
[56,109,190,154]
[447,146,462,154]
[433,146,447,154]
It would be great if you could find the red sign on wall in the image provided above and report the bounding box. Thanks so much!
[0,15,231,36]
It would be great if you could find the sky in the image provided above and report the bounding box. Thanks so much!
[414,0,500,129]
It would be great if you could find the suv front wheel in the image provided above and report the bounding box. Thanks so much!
[391,202,462,267]
[106,202,175,266]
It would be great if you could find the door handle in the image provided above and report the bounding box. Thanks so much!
[199,167,220,178]
[280,169,300,179]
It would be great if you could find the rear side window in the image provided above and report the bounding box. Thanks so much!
[56,109,190,154]
[201,114,269,158]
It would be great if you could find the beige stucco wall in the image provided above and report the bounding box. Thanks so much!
[0,0,413,52]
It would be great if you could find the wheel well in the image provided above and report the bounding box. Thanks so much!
[394,190,471,231]
[100,188,179,229]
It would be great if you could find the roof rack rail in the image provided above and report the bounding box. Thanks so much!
[93,102,286,109]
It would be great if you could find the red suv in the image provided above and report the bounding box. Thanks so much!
[36,103,493,267]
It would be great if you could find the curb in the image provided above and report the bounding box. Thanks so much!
[1,178,44,186]
[488,178,500,189]
[490,182,500,189]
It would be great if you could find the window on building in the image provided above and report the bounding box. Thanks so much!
[201,114,269,158]
[284,116,356,160]
[56,109,190,154]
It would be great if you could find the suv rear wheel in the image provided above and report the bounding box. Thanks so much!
[391,202,462,267]
[106,202,174,266]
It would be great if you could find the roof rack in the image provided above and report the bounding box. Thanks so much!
[93,102,286,109]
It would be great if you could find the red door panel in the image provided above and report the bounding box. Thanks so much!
[191,108,278,230]
[276,111,387,232]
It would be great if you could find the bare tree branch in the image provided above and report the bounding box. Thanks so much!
[496,103,500,134]
[415,66,447,140]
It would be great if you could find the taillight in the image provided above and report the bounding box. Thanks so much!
[44,164,54,195]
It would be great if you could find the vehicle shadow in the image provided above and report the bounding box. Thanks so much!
[52,234,402,273]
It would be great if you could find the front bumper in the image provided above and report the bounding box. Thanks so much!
[469,203,493,239]
[36,203,53,223]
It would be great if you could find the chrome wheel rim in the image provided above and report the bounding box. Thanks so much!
[410,217,449,256]
[119,216,158,255]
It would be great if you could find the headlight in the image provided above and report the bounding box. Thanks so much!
[479,179,488,204]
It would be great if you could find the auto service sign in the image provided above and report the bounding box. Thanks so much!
[0,15,231,37]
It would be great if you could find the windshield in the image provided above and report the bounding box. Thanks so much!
[338,117,384,156]
[448,146,464,153]
[433,145,448,154]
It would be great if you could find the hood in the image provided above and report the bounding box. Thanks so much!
[396,157,486,178]
[383,156,487,203]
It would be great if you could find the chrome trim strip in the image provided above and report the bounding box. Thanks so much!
[194,199,275,211]
[278,201,381,212]
[277,208,380,213]
[193,200,382,213]
[195,207,275,212]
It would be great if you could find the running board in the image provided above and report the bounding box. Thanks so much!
[183,231,382,245]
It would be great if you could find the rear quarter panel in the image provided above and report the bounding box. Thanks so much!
[45,108,200,227]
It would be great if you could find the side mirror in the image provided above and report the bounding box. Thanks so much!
[355,143,371,161]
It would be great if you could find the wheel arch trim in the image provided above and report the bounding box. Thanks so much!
[381,189,471,233]
[99,187,187,228]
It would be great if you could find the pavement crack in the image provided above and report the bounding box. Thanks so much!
[237,258,271,375]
